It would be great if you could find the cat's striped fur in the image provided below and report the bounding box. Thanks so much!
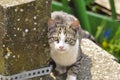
[48,11,96,80]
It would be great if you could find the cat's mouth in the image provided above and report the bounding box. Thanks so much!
[57,49,66,52]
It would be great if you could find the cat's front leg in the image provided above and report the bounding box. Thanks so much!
[66,74,77,80]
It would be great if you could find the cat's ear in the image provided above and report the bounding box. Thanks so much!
[71,20,80,31]
[48,19,56,31]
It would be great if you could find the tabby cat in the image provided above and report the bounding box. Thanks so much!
[48,11,95,80]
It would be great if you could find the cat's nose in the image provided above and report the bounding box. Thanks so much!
[59,46,64,49]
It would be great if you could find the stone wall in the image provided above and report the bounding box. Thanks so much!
[0,0,52,80]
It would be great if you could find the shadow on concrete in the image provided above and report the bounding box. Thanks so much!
[77,53,92,80]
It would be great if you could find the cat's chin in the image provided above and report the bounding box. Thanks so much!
[56,49,66,53]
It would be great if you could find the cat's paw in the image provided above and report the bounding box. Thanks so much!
[66,75,76,80]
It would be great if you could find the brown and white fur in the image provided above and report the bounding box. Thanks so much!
[48,11,95,80]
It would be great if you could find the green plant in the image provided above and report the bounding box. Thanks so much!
[100,27,120,62]
[107,27,120,62]
[95,20,120,63]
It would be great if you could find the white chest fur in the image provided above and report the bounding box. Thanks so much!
[50,39,79,66]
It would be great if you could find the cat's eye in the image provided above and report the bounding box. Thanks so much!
[53,37,59,42]
[66,38,70,42]
[65,37,76,45]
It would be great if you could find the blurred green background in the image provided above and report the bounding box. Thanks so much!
[52,0,120,62]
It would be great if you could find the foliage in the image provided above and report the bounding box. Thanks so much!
[100,27,120,62]
[106,27,120,62]
[95,18,120,62]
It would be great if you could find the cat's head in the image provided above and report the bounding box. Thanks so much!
[47,19,80,53]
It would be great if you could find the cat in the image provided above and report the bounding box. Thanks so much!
[47,11,96,80]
